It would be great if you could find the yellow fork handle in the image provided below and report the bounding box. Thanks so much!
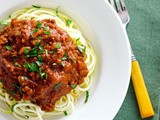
[131,61,154,118]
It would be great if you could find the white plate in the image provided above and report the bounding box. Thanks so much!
[0,0,131,120]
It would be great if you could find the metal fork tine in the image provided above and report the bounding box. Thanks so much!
[115,0,122,12]
[109,0,116,10]
[119,0,126,10]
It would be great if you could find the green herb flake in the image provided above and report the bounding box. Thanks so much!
[66,19,72,27]
[37,21,42,29]
[39,68,46,79]
[14,62,22,68]
[84,91,89,103]
[63,111,68,116]
[45,74,48,79]
[61,61,66,67]
[24,62,38,72]
[24,48,29,54]
[11,84,23,95]
[29,62,38,72]
[38,55,43,62]
[56,6,61,16]
[71,84,76,89]
[50,50,56,54]
[6,46,11,50]
[62,52,68,61]
[24,62,30,68]
[77,45,86,54]
[44,26,50,30]
[71,58,76,63]
[32,5,41,8]
[19,87,23,95]
[26,46,38,58]
[11,103,17,112]
[43,31,50,35]
[54,82,62,89]
[22,76,27,80]
[37,36,42,40]
[0,20,8,25]
[39,44,43,50]
[32,29,38,34]
[35,41,39,45]
[35,61,42,66]
[55,42,61,49]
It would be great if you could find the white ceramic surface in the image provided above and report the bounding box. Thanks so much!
[0,0,131,120]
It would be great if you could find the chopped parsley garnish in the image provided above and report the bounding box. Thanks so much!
[12,84,23,95]
[54,82,62,89]
[6,46,11,50]
[24,62,38,72]
[11,103,17,112]
[62,52,68,61]
[85,91,89,103]
[35,41,39,45]
[38,43,43,54]
[39,68,47,79]
[32,29,38,34]
[77,45,86,54]
[71,58,76,63]
[66,19,72,27]
[56,6,61,17]
[44,26,49,30]
[22,76,27,80]
[37,36,42,40]
[43,31,50,35]
[39,44,43,50]
[25,46,38,57]
[0,20,8,25]
[55,42,61,49]
[61,61,66,67]
[75,38,80,45]
[37,21,42,29]
[24,48,29,54]
[35,61,42,66]
[71,84,76,88]
[50,50,56,54]
[63,111,68,116]
[75,38,86,53]
[38,55,43,62]
[14,62,22,68]
[44,49,48,54]
[45,74,48,79]
[32,5,41,8]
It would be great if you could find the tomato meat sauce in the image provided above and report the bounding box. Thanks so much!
[0,18,88,111]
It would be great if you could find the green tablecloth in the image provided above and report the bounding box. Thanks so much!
[114,0,160,120]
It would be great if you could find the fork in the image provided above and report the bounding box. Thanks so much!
[108,0,154,118]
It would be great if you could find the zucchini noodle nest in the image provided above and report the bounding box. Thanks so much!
[0,6,96,120]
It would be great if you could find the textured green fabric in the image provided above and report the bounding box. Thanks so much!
[114,0,160,120]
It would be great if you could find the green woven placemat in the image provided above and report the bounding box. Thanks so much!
[114,0,160,120]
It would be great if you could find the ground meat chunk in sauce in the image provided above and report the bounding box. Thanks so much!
[0,18,88,111]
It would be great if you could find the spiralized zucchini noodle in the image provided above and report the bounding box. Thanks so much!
[0,6,96,120]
